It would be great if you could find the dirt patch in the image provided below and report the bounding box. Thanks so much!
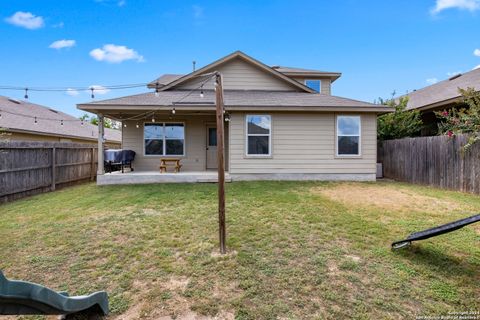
[156,310,235,320]
[345,254,361,262]
[312,183,471,214]
[165,276,189,291]
[327,261,340,275]
[210,250,238,259]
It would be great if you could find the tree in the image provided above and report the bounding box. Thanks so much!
[436,87,480,151]
[79,113,119,130]
[377,96,423,140]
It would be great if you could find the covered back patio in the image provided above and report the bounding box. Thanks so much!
[87,105,230,184]
[97,170,231,185]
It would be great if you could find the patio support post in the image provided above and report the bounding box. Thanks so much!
[215,72,227,254]
[97,114,105,175]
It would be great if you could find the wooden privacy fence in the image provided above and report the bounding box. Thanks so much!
[0,141,97,202]
[379,134,480,194]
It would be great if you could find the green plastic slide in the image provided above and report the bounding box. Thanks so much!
[0,271,108,316]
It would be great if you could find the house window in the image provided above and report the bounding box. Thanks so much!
[305,79,321,93]
[246,115,271,156]
[144,123,185,156]
[336,116,361,156]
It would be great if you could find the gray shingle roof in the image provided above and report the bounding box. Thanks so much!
[272,65,340,75]
[0,96,121,142]
[148,74,184,88]
[406,68,480,110]
[79,89,382,109]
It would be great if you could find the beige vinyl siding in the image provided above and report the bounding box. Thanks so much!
[291,77,332,95]
[229,112,377,174]
[122,115,228,171]
[3,131,120,148]
[177,57,299,91]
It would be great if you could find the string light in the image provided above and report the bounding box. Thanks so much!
[0,73,218,127]
[155,82,159,97]
[200,85,204,98]
[123,123,127,128]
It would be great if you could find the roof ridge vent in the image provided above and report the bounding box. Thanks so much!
[8,98,21,104]
[448,73,462,81]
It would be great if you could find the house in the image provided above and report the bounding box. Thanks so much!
[404,68,480,136]
[0,95,121,148]
[77,51,391,184]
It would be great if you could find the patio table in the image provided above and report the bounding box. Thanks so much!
[159,158,182,173]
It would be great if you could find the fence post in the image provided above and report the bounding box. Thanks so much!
[90,147,95,181]
[51,147,56,191]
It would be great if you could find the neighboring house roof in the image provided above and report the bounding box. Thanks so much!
[0,95,121,143]
[271,66,342,82]
[148,50,317,93]
[405,68,480,111]
[78,90,391,114]
[149,74,184,87]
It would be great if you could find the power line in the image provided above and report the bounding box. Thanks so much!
[0,72,219,126]
[0,83,148,92]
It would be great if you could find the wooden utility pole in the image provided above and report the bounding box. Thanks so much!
[215,72,226,254]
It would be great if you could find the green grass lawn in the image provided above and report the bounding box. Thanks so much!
[0,181,479,319]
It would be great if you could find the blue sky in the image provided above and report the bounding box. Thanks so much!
[1,0,480,117]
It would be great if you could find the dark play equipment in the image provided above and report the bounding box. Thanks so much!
[0,271,108,316]
[391,213,480,250]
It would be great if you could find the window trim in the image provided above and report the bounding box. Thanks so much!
[304,79,322,93]
[335,115,362,157]
[143,121,186,157]
[245,114,272,157]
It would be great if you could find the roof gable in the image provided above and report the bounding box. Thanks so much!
[157,51,316,93]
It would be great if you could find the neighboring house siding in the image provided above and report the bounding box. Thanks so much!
[228,112,376,175]
[2,131,120,148]
[177,57,298,91]
[122,115,229,171]
[291,77,332,95]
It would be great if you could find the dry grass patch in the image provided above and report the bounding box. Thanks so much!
[312,182,473,214]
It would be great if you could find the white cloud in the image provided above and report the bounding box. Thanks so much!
[95,0,126,7]
[474,65,480,70]
[426,78,438,85]
[446,70,462,76]
[431,0,480,14]
[52,22,64,28]
[192,5,204,19]
[474,48,480,56]
[89,44,144,63]
[49,39,76,50]
[5,11,44,29]
[88,85,110,95]
[66,88,80,96]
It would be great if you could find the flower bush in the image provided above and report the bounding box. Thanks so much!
[436,88,480,151]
